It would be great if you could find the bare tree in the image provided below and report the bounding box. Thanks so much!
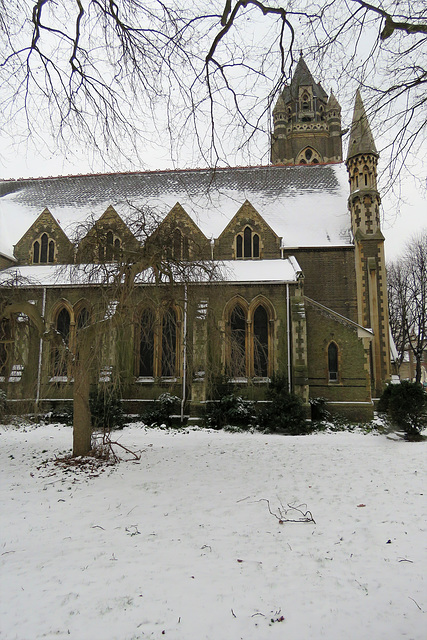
[0,1,425,183]
[388,230,427,383]
[387,258,409,367]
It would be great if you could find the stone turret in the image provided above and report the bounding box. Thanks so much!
[271,55,343,165]
[346,90,391,394]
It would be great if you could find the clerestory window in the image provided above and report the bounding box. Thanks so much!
[33,233,56,264]
[235,227,260,259]
[99,230,121,262]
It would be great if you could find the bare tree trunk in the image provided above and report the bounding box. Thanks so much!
[415,356,422,385]
[73,331,92,456]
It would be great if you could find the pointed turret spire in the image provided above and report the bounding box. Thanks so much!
[327,90,340,112]
[347,90,377,161]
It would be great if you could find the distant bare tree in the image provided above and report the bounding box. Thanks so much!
[388,230,427,383]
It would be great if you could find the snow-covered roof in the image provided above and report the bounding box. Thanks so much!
[0,258,301,288]
[0,162,352,258]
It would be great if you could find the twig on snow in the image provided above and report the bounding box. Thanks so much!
[408,597,423,611]
[257,498,316,524]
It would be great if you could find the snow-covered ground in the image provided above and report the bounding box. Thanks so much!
[0,423,425,640]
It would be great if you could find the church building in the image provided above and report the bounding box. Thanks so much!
[0,57,391,420]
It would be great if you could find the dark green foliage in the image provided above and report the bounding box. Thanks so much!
[259,374,308,435]
[0,389,6,422]
[141,393,180,427]
[310,397,330,422]
[378,381,426,441]
[48,405,73,425]
[204,395,256,430]
[377,383,393,413]
[89,388,126,431]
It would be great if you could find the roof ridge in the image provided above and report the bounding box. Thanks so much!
[0,160,345,184]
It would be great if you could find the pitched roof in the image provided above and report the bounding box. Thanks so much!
[282,56,328,103]
[347,90,378,160]
[0,162,352,257]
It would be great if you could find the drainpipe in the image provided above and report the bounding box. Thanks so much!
[181,284,188,423]
[35,287,47,408]
[286,283,292,393]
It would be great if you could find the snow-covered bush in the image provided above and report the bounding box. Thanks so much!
[378,381,426,441]
[141,393,180,427]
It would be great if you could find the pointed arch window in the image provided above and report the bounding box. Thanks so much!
[139,309,155,377]
[48,240,55,262]
[297,147,322,165]
[235,227,261,259]
[226,298,274,380]
[170,228,190,260]
[253,305,269,377]
[229,304,247,378]
[32,233,55,264]
[40,233,48,263]
[53,307,71,378]
[98,230,121,262]
[136,305,180,380]
[161,307,177,377]
[76,307,90,332]
[0,318,12,380]
[33,241,40,264]
[328,342,339,382]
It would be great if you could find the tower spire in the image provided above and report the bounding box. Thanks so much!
[346,89,391,395]
[270,58,342,165]
[347,89,377,161]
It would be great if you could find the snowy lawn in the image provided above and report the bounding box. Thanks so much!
[0,423,425,640]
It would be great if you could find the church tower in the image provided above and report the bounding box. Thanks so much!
[346,90,391,395]
[271,55,343,165]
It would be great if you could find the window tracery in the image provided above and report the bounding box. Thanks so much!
[137,305,180,379]
[225,298,274,379]
[169,228,189,260]
[98,230,122,261]
[32,232,56,264]
[296,147,322,165]
[50,302,92,380]
[235,226,260,259]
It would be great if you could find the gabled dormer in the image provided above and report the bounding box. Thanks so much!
[146,203,211,261]
[14,208,74,265]
[216,201,281,260]
[77,206,140,263]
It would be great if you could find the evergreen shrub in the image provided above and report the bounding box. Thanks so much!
[204,394,256,430]
[310,396,330,422]
[141,393,180,427]
[0,389,6,422]
[378,381,426,441]
[89,388,126,431]
[259,374,308,435]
